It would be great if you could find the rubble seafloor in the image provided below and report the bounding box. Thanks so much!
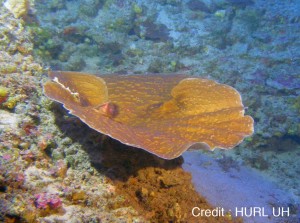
[1,0,300,222]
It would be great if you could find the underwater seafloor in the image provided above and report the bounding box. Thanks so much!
[0,0,299,222]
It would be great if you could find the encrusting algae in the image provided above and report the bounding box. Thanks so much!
[44,71,254,159]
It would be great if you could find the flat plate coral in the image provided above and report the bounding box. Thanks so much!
[43,71,254,159]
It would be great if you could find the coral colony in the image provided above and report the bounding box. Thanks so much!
[44,71,254,159]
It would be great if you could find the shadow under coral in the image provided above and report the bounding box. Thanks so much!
[51,103,182,181]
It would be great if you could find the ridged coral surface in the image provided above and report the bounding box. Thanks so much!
[44,71,253,159]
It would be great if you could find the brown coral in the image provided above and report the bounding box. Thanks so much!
[44,71,254,159]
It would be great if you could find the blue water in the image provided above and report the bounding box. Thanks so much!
[33,0,300,222]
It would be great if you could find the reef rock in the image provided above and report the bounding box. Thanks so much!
[0,110,20,132]
[4,0,29,18]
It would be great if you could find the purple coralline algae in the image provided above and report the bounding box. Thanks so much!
[34,193,62,209]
